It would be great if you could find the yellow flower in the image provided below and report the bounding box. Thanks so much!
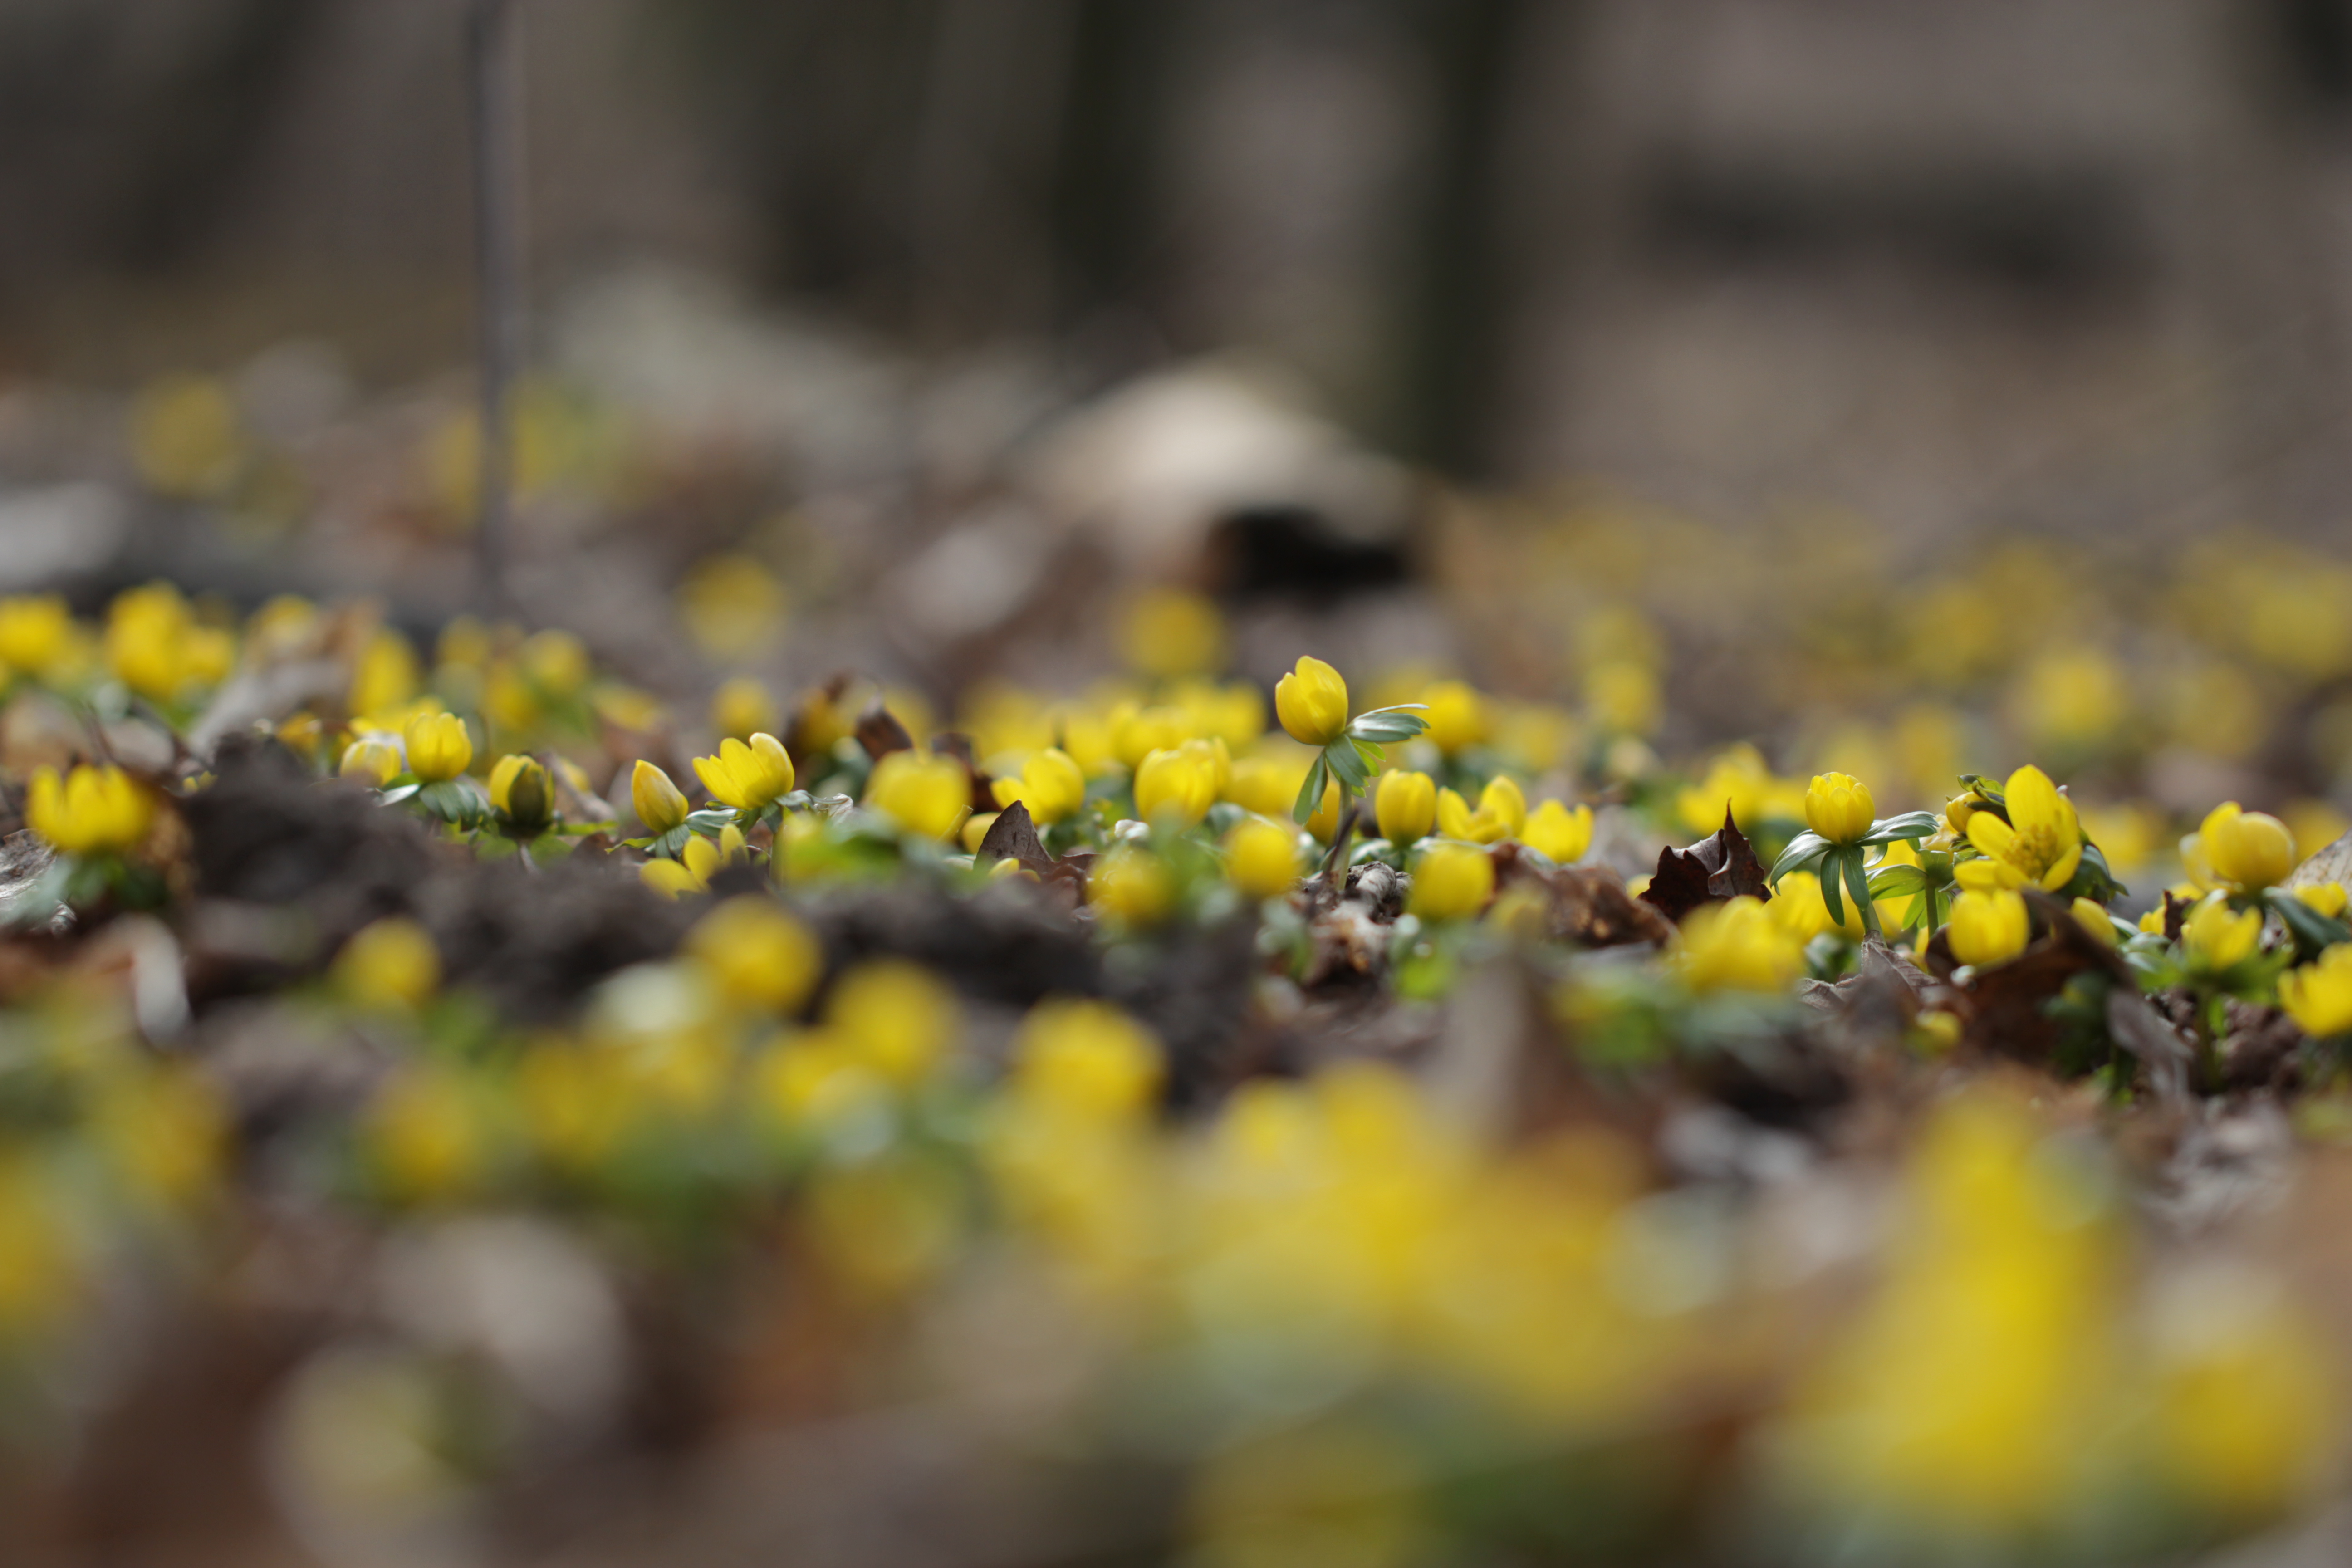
[1225,818,1301,899]
[348,627,419,719]
[1948,888,2031,968]
[2184,894,2264,974]
[865,750,970,840]
[338,738,402,786]
[0,595,72,678]
[2185,802,2295,893]
[2071,897,2119,949]
[1376,770,1437,844]
[1407,842,1494,921]
[961,813,999,853]
[333,917,441,1009]
[106,583,211,703]
[711,675,778,741]
[693,732,796,812]
[1421,680,1489,755]
[1771,870,1864,942]
[2297,882,2349,919]
[1803,771,1876,845]
[1522,799,1594,864]
[488,754,552,833]
[519,628,589,695]
[1011,998,1162,1120]
[1089,845,1174,927]
[1132,742,1220,827]
[2280,945,2352,1038]
[25,765,154,857]
[828,960,959,1087]
[1274,655,1349,746]
[1227,753,1308,818]
[402,711,473,783]
[990,747,1087,824]
[1676,896,1805,993]
[641,824,746,898]
[1436,775,1527,844]
[631,759,690,835]
[364,1067,485,1203]
[1120,589,1225,679]
[1964,765,2082,892]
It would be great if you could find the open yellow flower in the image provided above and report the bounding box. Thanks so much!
[1374,770,1436,844]
[1948,887,2031,968]
[26,764,154,857]
[1407,842,1494,921]
[403,711,474,784]
[2183,893,2264,974]
[2183,802,2295,893]
[1677,896,1805,993]
[1804,772,1876,845]
[1964,765,2082,892]
[1522,799,1593,864]
[642,825,746,899]
[2280,945,2352,1038]
[990,747,1087,825]
[693,732,796,812]
[866,750,970,841]
[1436,775,1527,844]
[1274,655,1349,747]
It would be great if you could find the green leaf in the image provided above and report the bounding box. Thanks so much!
[1292,755,1330,825]
[1325,739,1370,793]
[2266,887,2350,962]
[1819,855,1847,927]
[1348,711,1428,743]
[1768,831,1832,883]
[684,807,737,834]
[376,782,421,806]
[1868,864,1928,898]
[1858,811,1940,846]
[1842,847,1878,936]
[2060,840,2127,905]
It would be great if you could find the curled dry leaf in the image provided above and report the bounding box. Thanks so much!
[1638,808,1771,925]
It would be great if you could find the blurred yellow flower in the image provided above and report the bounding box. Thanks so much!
[711,675,778,741]
[1225,818,1302,899]
[990,747,1087,825]
[677,553,785,661]
[2279,944,2352,1038]
[865,750,970,841]
[26,764,153,857]
[1436,776,1526,844]
[2184,803,2294,893]
[1677,896,1805,993]
[2184,894,2263,973]
[339,737,402,786]
[488,754,552,833]
[348,627,419,720]
[1521,799,1593,864]
[402,711,474,783]
[129,373,242,499]
[1948,888,2030,968]
[1407,842,1494,921]
[1012,998,1162,1120]
[0,595,73,679]
[641,824,746,899]
[1089,845,1175,927]
[1375,770,1437,845]
[1421,680,1489,755]
[334,917,441,1010]
[828,960,958,1087]
[1133,742,1223,827]
[1120,589,1225,680]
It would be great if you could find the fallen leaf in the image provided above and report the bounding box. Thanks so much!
[1639,808,1772,924]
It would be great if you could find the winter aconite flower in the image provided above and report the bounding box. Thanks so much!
[2071,897,2120,948]
[1133,742,1224,827]
[26,764,153,857]
[0,595,73,678]
[1274,656,1349,747]
[333,917,441,1010]
[1421,680,1489,755]
[402,711,473,783]
[1964,765,2082,892]
[1676,896,1805,993]
[1224,818,1301,899]
[990,748,1087,825]
[684,896,820,1013]
[1522,799,1594,864]
[1948,887,2031,968]
[339,738,402,786]
[489,754,553,835]
[865,750,970,841]
[2184,803,2295,893]
[1089,845,1174,927]
[631,759,690,835]
[1375,770,1436,845]
[1437,776,1526,845]
[642,825,746,899]
[1407,842,1494,921]
[1804,772,1876,846]
[693,732,796,812]
[2184,894,2264,974]
[2279,945,2352,1038]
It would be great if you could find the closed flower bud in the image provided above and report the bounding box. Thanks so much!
[1407,841,1495,921]
[693,731,796,812]
[339,738,402,787]
[1421,680,1489,755]
[1132,743,1219,826]
[26,764,155,857]
[402,710,474,783]
[1375,769,1437,844]
[2280,944,2352,1038]
[1225,818,1302,899]
[2190,802,2295,892]
[1522,799,1593,864]
[2071,896,2119,948]
[990,746,1087,824]
[1804,772,1876,845]
[490,754,553,834]
[1948,887,2031,968]
[1274,655,1350,746]
[864,750,970,840]
[631,759,690,834]
[1089,845,1174,927]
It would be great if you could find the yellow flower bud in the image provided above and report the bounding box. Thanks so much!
[1804,771,1876,845]
[2184,893,2264,973]
[26,764,155,858]
[989,746,1087,825]
[828,960,958,1087]
[2071,897,2119,949]
[2298,882,2349,919]
[1948,887,2031,968]
[1522,799,1593,864]
[402,711,473,783]
[0,595,72,677]
[339,738,402,787]
[1274,655,1350,747]
[1407,841,1494,921]
[1421,680,1489,755]
[864,750,970,841]
[692,731,796,812]
[1012,998,1162,1120]
[1226,754,1306,818]
[2190,803,2295,893]
[1132,743,1218,827]
[1089,845,1175,927]
[1375,769,1437,844]
[1676,895,1805,992]
[334,917,441,1010]
[685,896,821,1013]
[2280,944,2352,1038]
[1225,818,1302,899]
[489,753,553,833]
[631,759,690,834]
